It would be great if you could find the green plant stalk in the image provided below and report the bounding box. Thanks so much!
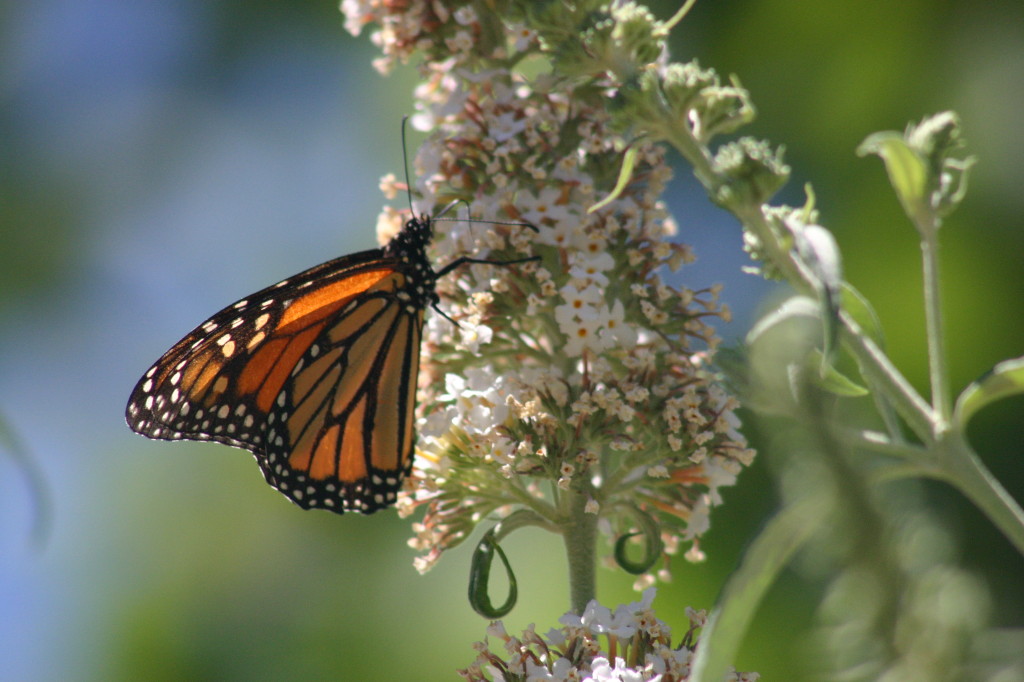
[563,486,598,615]
[838,310,935,443]
[933,434,1024,557]
[662,0,698,32]
[920,227,952,426]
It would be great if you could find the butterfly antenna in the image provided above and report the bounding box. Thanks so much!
[431,198,537,235]
[401,116,416,215]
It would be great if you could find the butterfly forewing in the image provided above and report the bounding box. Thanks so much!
[125,222,435,514]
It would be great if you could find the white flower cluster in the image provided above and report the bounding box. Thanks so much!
[460,589,759,682]
[342,0,755,586]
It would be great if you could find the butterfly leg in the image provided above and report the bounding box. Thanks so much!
[436,255,539,279]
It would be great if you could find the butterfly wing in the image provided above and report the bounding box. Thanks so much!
[262,285,422,512]
[126,247,422,513]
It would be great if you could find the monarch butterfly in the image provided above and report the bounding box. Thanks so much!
[126,211,535,514]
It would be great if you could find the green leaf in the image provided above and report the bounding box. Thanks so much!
[745,295,820,347]
[589,146,639,213]
[857,131,929,221]
[746,296,823,414]
[810,349,868,397]
[689,502,819,682]
[841,283,885,348]
[953,356,1024,429]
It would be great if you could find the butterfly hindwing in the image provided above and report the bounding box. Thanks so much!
[260,288,423,513]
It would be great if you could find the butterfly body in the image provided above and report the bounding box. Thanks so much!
[127,216,438,514]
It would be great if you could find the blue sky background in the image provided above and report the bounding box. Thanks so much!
[1,1,1022,680]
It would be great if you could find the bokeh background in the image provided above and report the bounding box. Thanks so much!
[2,1,1022,679]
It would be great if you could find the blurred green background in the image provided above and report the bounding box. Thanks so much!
[1,1,1022,679]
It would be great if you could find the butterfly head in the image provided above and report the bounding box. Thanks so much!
[384,214,433,256]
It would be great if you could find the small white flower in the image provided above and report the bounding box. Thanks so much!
[507,23,537,52]
[519,189,585,247]
[440,368,512,436]
[453,5,477,25]
[562,315,606,357]
[457,321,493,353]
[446,30,474,53]
[647,465,669,478]
[555,284,603,325]
[568,251,615,287]
[640,299,668,325]
[491,111,527,143]
[597,300,637,349]
[683,496,711,539]
[339,0,374,36]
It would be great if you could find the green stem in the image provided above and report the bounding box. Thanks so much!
[563,488,598,615]
[934,434,1024,558]
[662,0,698,32]
[838,310,936,443]
[872,433,1024,558]
[920,228,951,426]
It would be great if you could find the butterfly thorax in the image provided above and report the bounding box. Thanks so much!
[383,215,440,312]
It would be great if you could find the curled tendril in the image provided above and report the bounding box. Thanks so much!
[468,529,519,617]
[613,506,664,575]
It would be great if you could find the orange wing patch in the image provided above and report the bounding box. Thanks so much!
[277,269,396,331]
[337,397,369,483]
[255,325,322,413]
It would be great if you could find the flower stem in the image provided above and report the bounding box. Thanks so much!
[936,434,1024,557]
[838,310,935,443]
[563,488,598,615]
[920,227,951,427]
